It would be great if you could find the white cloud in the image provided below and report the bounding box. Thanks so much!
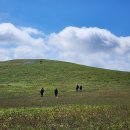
[0,23,130,71]
[20,27,44,36]
[0,48,10,61]
[49,26,130,71]
[0,23,48,60]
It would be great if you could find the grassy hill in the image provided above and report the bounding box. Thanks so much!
[1,59,130,129]
[0,59,130,107]
[0,59,130,88]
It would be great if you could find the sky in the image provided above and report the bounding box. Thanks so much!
[0,0,130,71]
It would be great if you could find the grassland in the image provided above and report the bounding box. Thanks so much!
[0,59,130,129]
[1,105,130,130]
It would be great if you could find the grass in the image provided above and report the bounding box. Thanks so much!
[0,59,130,88]
[1,105,130,130]
[0,59,130,129]
[0,59,130,108]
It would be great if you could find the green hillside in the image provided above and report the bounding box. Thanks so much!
[0,59,130,108]
[1,59,130,129]
[0,59,130,88]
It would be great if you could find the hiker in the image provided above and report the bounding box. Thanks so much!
[40,88,44,97]
[54,88,58,97]
[40,60,42,64]
[76,84,79,92]
[80,85,83,91]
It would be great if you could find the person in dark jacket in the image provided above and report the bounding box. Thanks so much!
[76,84,79,92]
[40,88,44,97]
[79,85,83,91]
[54,88,58,97]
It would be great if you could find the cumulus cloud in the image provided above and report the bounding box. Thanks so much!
[49,26,130,71]
[20,27,44,36]
[0,23,48,60]
[0,23,130,71]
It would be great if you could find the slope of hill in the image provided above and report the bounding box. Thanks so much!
[0,59,130,87]
[0,59,130,107]
[1,59,130,129]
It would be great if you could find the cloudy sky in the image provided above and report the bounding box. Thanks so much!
[0,0,130,71]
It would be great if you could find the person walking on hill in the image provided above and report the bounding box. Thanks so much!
[40,88,44,97]
[80,85,83,91]
[54,88,58,97]
[76,84,79,92]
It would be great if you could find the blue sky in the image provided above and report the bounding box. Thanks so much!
[0,0,130,71]
[0,0,130,35]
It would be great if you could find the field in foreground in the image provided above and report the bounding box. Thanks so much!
[1,105,130,130]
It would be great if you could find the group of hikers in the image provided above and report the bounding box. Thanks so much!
[76,84,83,92]
[40,88,58,97]
[40,84,83,97]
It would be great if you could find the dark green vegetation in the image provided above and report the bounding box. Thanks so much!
[0,59,130,129]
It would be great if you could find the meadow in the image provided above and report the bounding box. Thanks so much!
[1,105,130,130]
[0,59,130,129]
